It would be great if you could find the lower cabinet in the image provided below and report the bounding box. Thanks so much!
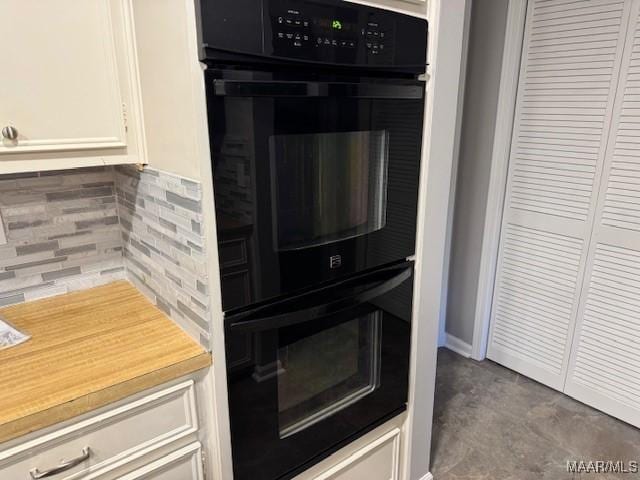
[107,443,204,480]
[0,380,205,480]
[295,416,405,480]
[314,428,402,480]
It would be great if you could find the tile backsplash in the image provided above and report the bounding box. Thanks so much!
[114,165,211,347]
[0,165,211,348]
[0,168,125,306]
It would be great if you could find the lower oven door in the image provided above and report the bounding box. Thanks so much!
[224,261,413,480]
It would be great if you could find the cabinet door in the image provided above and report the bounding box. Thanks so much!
[313,428,401,480]
[0,0,126,154]
[565,0,640,428]
[487,0,632,389]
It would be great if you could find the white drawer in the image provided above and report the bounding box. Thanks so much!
[99,442,204,480]
[0,380,198,480]
[314,428,401,480]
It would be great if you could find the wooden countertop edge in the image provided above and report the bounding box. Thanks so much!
[0,351,211,445]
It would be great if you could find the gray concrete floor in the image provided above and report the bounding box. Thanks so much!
[431,348,640,480]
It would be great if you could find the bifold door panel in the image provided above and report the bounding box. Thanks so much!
[489,0,640,427]
[565,0,640,427]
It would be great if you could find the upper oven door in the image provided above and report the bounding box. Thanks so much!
[224,261,413,480]
[207,69,424,312]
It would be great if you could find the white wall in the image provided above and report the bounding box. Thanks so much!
[445,0,509,346]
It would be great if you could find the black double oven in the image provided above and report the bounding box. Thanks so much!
[199,1,427,478]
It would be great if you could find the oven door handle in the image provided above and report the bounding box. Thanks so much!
[227,263,413,333]
[212,79,424,99]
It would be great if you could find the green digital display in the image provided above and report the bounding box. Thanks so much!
[317,18,353,32]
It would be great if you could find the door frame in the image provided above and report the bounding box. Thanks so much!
[469,0,528,361]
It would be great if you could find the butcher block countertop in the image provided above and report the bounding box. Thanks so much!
[0,281,211,444]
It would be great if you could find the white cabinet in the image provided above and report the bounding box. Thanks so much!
[1,0,124,154]
[313,428,401,480]
[294,416,405,480]
[0,0,145,173]
[0,380,204,480]
[116,443,205,480]
[348,0,427,14]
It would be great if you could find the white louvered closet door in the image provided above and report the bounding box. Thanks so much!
[565,0,640,427]
[487,0,633,390]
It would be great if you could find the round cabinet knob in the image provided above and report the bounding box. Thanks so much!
[2,126,18,140]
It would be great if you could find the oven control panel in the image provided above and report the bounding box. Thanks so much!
[199,0,427,73]
[268,2,395,64]
[272,9,389,59]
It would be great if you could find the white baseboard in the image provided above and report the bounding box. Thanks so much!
[418,473,434,480]
[444,333,472,358]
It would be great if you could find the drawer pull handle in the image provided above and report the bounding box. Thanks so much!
[30,447,91,479]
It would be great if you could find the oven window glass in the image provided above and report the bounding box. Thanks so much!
[269,130,389,251]
[277,312,381,438]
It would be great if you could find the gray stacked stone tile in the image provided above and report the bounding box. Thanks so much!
[0,167,126,305]
[0,165,212,349]
[114,165,211,347]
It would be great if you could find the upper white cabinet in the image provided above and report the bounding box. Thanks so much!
[0,0,145,173]
[1,1,124,153]
[344,0,427,19]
